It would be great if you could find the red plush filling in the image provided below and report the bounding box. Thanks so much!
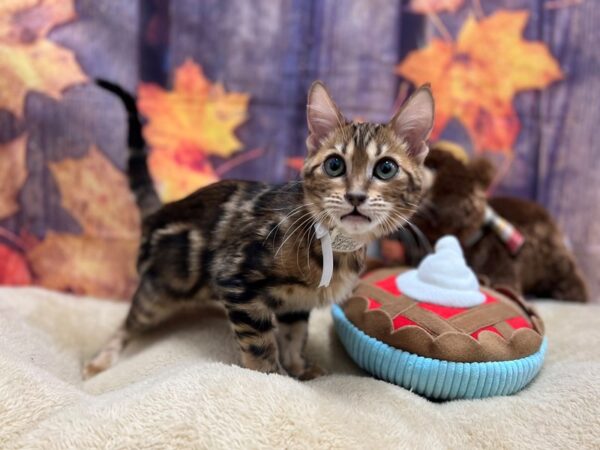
[392,315,418,329]
[363,274,529,341]
[471,325,501,339]
[506,316,532,330]
[375,276,401,295]
[367,298,382,310]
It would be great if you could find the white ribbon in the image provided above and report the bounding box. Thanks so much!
[314,223,364,288]
[314,223,333,287]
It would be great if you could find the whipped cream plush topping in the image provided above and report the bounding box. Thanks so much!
[396,235,485,307]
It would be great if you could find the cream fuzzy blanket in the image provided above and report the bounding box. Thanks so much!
[1,287,599,449]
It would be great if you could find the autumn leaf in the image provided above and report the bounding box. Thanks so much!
[49,146,139,238]
[0,0,87,117]
[396,10,563,153]
[0,242,32,285]
[138,59,250,158]
[148,143,219,202]
[27,233,138,299]
[410,0,464,14]
[0,0,75,43]
[28,147,139,299]
[136,59,250,202]
[0,134,27,220]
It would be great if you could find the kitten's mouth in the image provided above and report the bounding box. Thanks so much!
[341,208,372,224]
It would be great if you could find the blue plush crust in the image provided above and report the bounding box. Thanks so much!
[332,304,547,400]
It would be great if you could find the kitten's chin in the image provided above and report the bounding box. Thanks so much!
[337,215,377,237]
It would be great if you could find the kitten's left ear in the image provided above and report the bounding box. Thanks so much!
[389,85,435,164]
[306,81,346,154]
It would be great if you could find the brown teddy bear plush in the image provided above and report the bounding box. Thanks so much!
[382,146,588,302]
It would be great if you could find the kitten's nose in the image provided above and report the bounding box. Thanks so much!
[345,192,367,206]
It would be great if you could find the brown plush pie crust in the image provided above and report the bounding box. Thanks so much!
[343,268,545,363]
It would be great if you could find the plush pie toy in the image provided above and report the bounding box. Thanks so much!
[332,236,547,400]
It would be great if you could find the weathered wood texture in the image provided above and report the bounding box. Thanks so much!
[1,0,598,301]
[423,0,600,300]
[0,0,139,238]
[432,0,544,199]
[537,1,600,300]
[168,0,404,182]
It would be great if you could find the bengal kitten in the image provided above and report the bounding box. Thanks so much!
[83,81,434,380]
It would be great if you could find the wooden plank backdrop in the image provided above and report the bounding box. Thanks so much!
[1,0,139,238]
[538,0,600,301]
[0,0,598,302]
[430,0,600,300]
[169,0,404,183]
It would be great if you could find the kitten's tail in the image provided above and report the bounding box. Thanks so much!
[96,79,161,219]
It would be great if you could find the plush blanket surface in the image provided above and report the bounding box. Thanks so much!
[1,287,599,449]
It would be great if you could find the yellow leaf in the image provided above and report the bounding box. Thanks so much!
[27,232,138,299]
[138,59,250,158]
[0,134,27,220]
[0,0,86,117]
[0,40,87,116]
[0,0,75,43]
[397,10,563,153]
[457,12,563,105]
[49,146,140,238]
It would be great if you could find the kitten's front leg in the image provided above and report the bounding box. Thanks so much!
[276,311,325,380]
[225,303,286,375]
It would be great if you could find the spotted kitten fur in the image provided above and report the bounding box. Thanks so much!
[84,81,435,380]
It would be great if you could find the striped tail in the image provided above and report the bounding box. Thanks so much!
[96,79,161,219]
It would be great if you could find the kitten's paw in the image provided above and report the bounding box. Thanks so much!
[298,363,327,381]
[82,351,117,380]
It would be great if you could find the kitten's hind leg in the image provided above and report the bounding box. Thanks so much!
[83,278,182,379]
[82,325,130,379]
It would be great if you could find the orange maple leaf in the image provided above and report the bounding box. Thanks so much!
[0,134,27,220]
[396,10,563,153]
[27,233,138,299]
[149,143,219,202]
[0,0,87,116]
[138,59,250,158]
[28,147,140,299]
[410,0,464,14]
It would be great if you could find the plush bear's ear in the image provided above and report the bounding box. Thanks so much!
[469,157,496,189]
[388,85,435,164]
[306,81,345,154]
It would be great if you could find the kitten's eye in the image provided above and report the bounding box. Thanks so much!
[323,155,346,177]
[373,158,399,180]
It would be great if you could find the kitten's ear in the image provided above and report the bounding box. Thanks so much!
[306,81,345,153]
[389,85,435,164]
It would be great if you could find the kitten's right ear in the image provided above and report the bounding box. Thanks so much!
[306,81,345,154]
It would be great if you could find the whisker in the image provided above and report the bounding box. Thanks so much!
[275,212,317,257]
